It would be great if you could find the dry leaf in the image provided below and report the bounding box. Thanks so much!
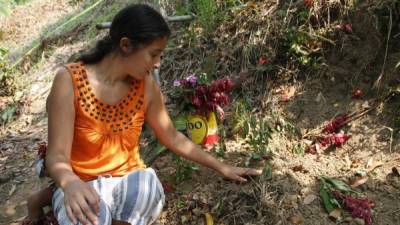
[292,165,309,173]
[281,86,296,102]
[161,181,175,193]
[366,158,373,168]
[316,92,325,102]
[328,208,342,220]
[303,194,317,205]
[367,162,383,173]
[350,176,368,188]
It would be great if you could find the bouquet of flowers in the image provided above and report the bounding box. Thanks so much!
[171,73,234,147]
[172,73,234,120]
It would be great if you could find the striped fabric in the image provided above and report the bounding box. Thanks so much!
[52,168,165,225]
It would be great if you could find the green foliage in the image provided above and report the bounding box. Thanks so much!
[172,154,198,184]
[261,163,273,181]
[68,0,84,6]
[0,47,16,96]
[0,0,10,15]
[13,0,30,4]
[173,1,192,16]
[292,143,305,156]
[274,116,298,136]
[195,0,218,34]
[229,97,252,135]
[1,91,23,124]
[284,27,313,65]
[0,0,31,14]
[242,115,273,166]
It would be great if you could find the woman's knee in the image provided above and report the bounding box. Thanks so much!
[53,189,112,225]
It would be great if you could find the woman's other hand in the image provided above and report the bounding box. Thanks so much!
[219,165,262,182]
[63,179,100,225]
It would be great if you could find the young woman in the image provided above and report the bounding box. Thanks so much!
[27,4,260,225]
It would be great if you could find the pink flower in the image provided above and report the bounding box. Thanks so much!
[173,80,181,87]
[185,74,198,86]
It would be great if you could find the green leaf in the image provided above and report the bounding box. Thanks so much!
[173,115,187,131]
[262,163,272,180]
[292,144,305,156]
[1,103,16,124]
[319,185,335,213]
[323,177,352,193]
[250,152,261,160]
[250,115,257,128]
[242,122,249,138]
[396,61,400,69]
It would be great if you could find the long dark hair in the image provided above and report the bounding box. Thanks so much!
[78,4,170,64]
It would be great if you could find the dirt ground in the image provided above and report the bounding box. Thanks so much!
[0,1,399,225]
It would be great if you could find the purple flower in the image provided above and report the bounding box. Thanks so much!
[186,74,197,86]
[173,80,181,87]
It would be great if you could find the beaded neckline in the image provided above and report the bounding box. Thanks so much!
[79,62,137,107]
[69,62,145,132]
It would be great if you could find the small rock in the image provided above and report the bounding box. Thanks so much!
[192,207,201,216]
[354,218,365,225]
[303,194,317,205]
[289,214,303,224]
[5,205,16,216]
[366,181,376,191]
[0,171,14,184]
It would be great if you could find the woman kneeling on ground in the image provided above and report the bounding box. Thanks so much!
[25,3,261,225]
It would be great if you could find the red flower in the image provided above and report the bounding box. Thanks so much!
[180,79,189,87]
[323,114,349,133]
[191,96,202,107]
[223,77,234,91]
[37,142,47,159]
[304,0,313,8]
[352,88,363,99]
[306,145,317,155]
[195,85,207,95]
[258,56,267,65]
[320,133,350,147]
[344,23,353,33]
[333,191,373,225]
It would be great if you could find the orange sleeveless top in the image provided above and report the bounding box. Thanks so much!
[65,62,146,181]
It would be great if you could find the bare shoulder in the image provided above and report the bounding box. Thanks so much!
[144,75,162,106]
[53,67,72,88]
[47,67,74,107]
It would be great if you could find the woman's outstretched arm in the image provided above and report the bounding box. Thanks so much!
[144,77,261,182]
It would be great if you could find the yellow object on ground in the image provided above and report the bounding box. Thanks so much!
[204,213,214,225]
[186,112,219,146]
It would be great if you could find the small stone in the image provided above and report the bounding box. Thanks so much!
[0,171,14,184]
[289,214,304,224]
[354,218,365,225]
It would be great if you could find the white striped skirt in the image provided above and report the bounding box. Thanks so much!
[52,168,165,225]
